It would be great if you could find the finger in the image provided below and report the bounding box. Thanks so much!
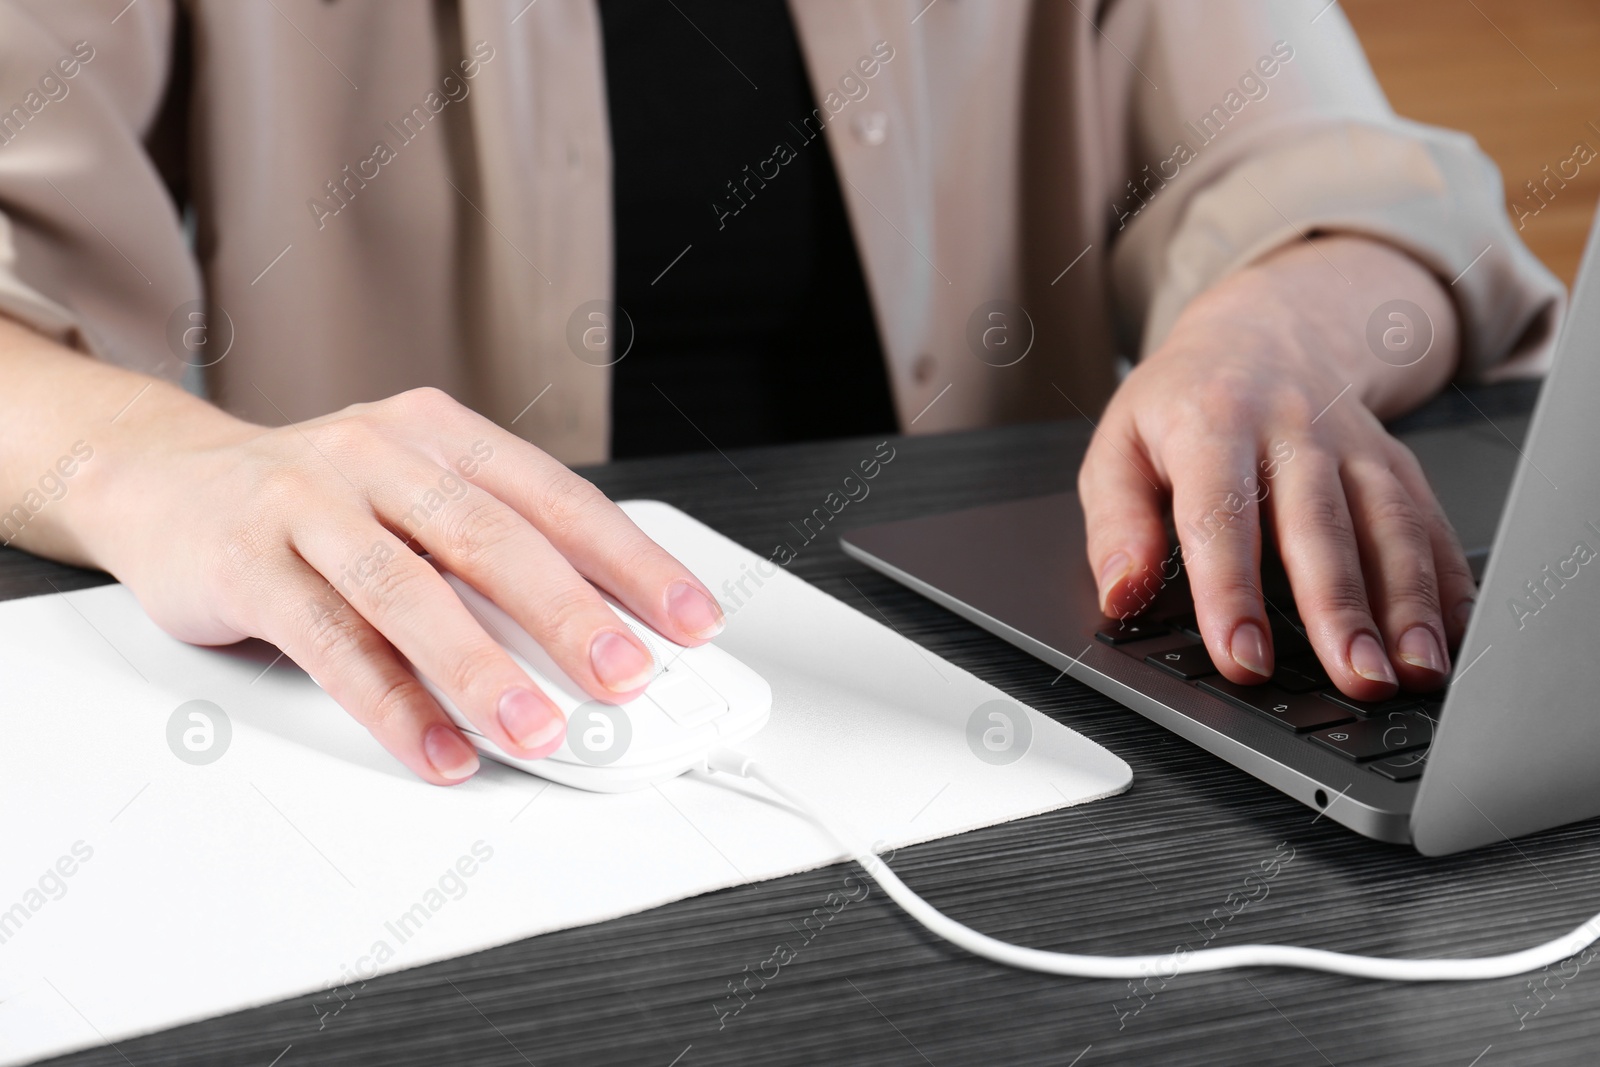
[253,558,482,786]
[1341,457,1450,690]
[1267,449,1397,699]
[1166,440,1273,684]
[372,466,659,701]
[293,516,569,760]
[1385,440,1477,648]
[1077,425,1171,619]
[504,468,724,644]
[382,392,725,645]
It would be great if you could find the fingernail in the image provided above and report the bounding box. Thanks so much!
[498,686,565,751]
[1397,626,1447,674]
[423,723,480,781]
[1097,552,1131,612]
[1349,632,1398,685]
[1230,621,1271,678]
[667,580,725,638]
[1452,598,1475,632]
[590,629,655,692]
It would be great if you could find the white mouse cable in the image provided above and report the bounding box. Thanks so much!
[706,749,1600,982]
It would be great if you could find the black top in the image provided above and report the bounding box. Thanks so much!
[598,0,897,459]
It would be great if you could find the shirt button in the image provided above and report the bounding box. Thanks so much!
[912,352,936,385]
[852,110,889,146]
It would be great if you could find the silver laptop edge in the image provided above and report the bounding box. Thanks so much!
[1411,210,1600,854]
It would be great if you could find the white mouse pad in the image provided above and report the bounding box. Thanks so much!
[0,500,1130,1065]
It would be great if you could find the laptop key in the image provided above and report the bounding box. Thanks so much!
[1096,619,1169,645]
[1309,711,1434,761]
[1369,752,1428,781]
[1269,620,1314,659]
[1272,663,1330,693]
[1162,613,1203,638]
[1198,679,1357,732]
[1319,691,1426,716]
[1145,643,1217,680]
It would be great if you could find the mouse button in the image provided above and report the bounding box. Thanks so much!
[643,671,728,727]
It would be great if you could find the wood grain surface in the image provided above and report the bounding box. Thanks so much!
[21,383,1600,1067]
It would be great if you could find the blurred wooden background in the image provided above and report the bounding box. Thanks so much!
[1344,0,1600,286]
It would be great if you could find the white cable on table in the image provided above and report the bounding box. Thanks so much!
[707,749,1600,982]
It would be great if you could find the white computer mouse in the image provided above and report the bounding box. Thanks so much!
[418,566,771,792]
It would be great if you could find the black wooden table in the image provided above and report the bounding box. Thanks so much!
[25,380,1596,1067]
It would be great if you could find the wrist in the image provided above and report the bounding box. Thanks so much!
[1150,254,1351,398]
[1229,235,1461,418]
[68,381,262,575]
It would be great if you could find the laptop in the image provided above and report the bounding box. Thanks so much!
[842,210,1600,856]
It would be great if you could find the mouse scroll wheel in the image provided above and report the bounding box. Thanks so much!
[620,616,678,678]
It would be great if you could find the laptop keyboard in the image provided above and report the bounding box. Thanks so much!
[1097,613,1441,783]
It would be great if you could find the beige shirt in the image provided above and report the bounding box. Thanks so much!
[0,0,1564,464]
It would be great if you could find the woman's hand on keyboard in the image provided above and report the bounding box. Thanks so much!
[1078,235,1472,700]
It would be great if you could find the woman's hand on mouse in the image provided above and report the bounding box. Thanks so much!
[0,323,723,785]
[1078,235,1474,701]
